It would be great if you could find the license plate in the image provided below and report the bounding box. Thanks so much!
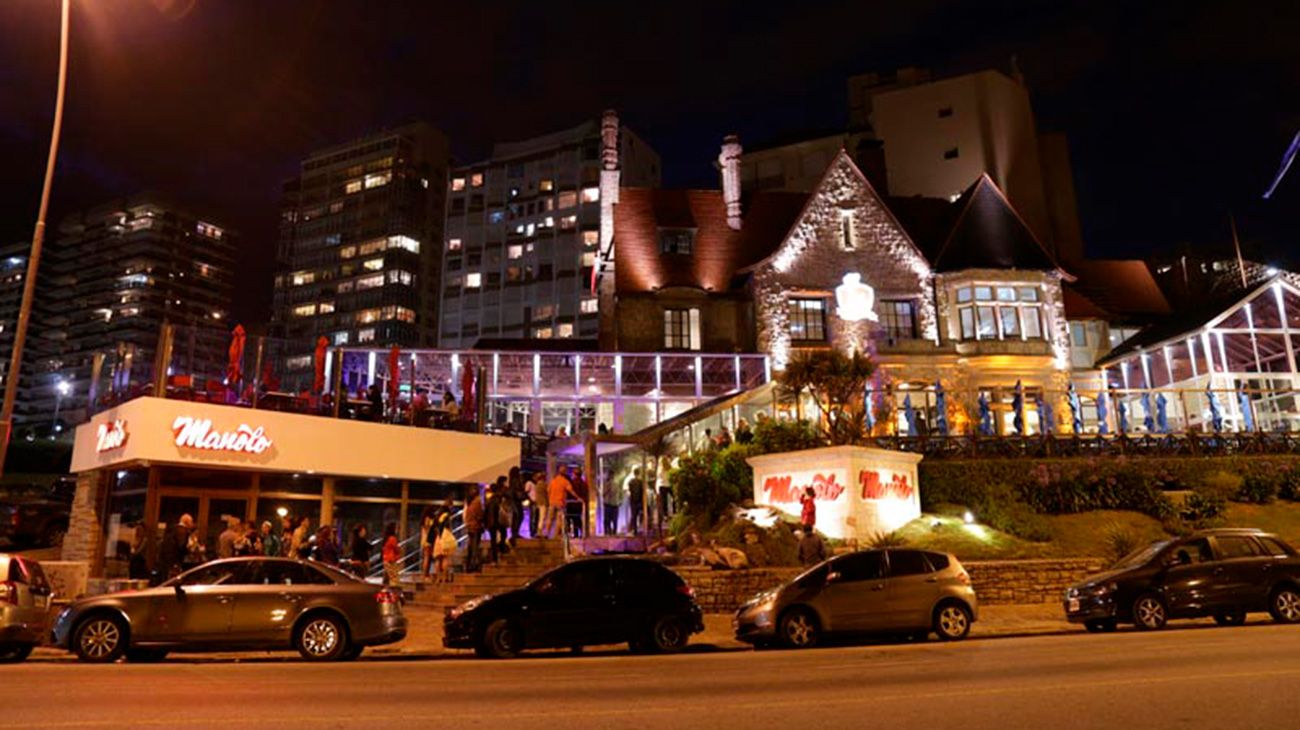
[1068,598,1080,613]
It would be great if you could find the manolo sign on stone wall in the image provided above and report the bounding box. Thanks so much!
[748,445,922,541]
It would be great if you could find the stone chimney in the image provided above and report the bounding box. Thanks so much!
[601,109,620,171]
[719,134,743,230]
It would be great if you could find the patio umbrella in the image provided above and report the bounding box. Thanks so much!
[460,360,475,421]
[1206,383,1223,433]
[1156,393,1170,433]
[863,386,876,430]
[387,345,401,408]
[225,324,246,388]
[903,394,918,436]
[260,359,280,393]
[1238,385,1255,432]
[1114,390,1129,434]
[1096,390,1110,435]
[977,392,993,436]
[1012,380,1024,435]
[934,381,949,436]
[1068,383,1083,435]
[1141,392,1155,433]
[1035,394,1054,436]
[312,336,328,394]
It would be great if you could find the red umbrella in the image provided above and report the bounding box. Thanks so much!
[460,361,475,421]
[387,345,401,405]
[225,324,246,387]
[260,359,280,392]
[312,336,328,394]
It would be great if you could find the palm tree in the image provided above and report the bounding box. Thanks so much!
[780,350,876,445]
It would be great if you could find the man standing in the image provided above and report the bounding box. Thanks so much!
[567,467,589,538]
[154,514,193,585]
[798,528,828,567]
[545,467,579,539]
[602,471,624,536]
[627,467,645,536]
[463,485,485,573]
[260,521,280,558]
[527,471,545,538]
[217,516,240,559]
[290,516,313,559]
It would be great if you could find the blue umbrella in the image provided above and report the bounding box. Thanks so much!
[1035,395,1054,436]
[1141,392,1155,433]
[1238,385,1255,432]
[1156,393,1170,433]
[903,394,918,436]
[1068,383,1083,435]
[977,392,993,436]
[863,386,876,430]
[1206,384,1223,433]
[934,381,949,436]
[1096,390,1110,435]
[1012,380,1024,435]
[1114,390,1129,434]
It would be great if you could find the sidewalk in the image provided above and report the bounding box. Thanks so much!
[31,602,1082,661]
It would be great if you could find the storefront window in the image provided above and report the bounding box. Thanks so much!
[158,468,252,490]
[335,479,403,499]
[260,473,324,495]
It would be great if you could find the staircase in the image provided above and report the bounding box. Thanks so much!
[410,538,568,611]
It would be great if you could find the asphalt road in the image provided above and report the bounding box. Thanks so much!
[5,622,1300,729]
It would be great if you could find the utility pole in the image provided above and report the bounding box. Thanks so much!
[0,0,72,476]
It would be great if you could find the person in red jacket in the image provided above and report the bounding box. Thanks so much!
[381,522,401,586]
[799,487,816,531]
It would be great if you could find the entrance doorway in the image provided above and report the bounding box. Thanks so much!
[154,490,252,563]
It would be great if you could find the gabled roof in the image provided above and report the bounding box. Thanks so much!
[930,175,1073,279]
[1067,259,1170,318]
[1062,286,1112,320]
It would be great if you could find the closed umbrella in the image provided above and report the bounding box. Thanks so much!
[1206,384,1223,433]
[903,394,918,436]
[387,345,401,408]
[1035,394,1054,436]
[863,385,876,431]
[1096,390,1110,435]
[1068,383,1083,435]
[1238,385,1255,432]
[312,336,328,395]
[934,381,949,436]
[1012,380,1024,435]
[460,361,475,422]
[1156,393,1170,433]
[977,392,993,436]
[225,324,246,388]
[1114,390,1129,434]
[1141,392,1155,433]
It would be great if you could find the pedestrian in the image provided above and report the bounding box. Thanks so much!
[432,519,455,584]
[368,382,385,422]
[291,516,313,559]
[260,520,280,558]
[217,516,240,559]
[381,522,401,585]
[349,523,371,578]
[716,426,733,448]
[154,513,193,585]
[419,509,436,577]
[701,428,714,450]
[278,515,294,556]
[627,467,645,536]
[526,471,545,538]
[657,456,673,529]
[545,467,580,539]
[797,528,827,567]
[507,467,527,547]
[463,485,485,572]
[602,469,625,535]
[486,476,512,562]
[232,520,254,557]
[800,486,817,531]
[315,525,340,565]
[736,418,753,444]
[568,467,589,537]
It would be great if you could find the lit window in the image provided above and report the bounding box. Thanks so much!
[541,216,555,229]
[293,304,316,317]
[470,173,484,187]
[535,327,554,339]
[558,323,574,338]
[392,306,415,323]
[363,258,384,271]
[507,245,523,260]
[387,270,413,286]
[358,328,376,343]
[196,222,224,239]
[534,305,555,321]
[359,238,387,255]
[840,209,855,250]
[525,223,536,237]
[355,308,381,324]
[582,230,599,247]
[558,191,578,209]
[465,272,482,288]
[581,186,600,203]
[539,179,554,192]
[337,281,354,293]
[356,274,384,291]
[329,201,343,214]
[447,238,462,251]
[388,235,419,253]
[560,215,577,230]
[287,355,312,370]
[345,180,362,194]
[880,300,916,340]
[339,246,356,259]
[955,284,1045,341]
[291,271,315,286]
[319,301,335,314]
[1070,322,1087,347]
[580,298,598,314]
[333,331,349,346]
[121,307,140,317]
[364,172,391,189]
[788,299,827,342]
[664,308,701,351]
[451,177,466,192]
[489,210,505,224]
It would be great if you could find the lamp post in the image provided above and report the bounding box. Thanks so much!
[52,379,71,434]
[0,0,71,475]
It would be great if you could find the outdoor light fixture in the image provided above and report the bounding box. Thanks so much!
[963,510,976,525]
[276,507,288,518]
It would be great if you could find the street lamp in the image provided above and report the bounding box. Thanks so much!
[52,378,71,433]
[0,0,71,474]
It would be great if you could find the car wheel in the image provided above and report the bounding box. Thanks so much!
[778,608,818,649]
[1269,587,1300,624]
[1084,619,1117,633]
[933,602,972,641]
[1132,594,1167,630]
[648,615,688,653]
[295,614,348,661]
[125,649,168,663]
[481,618,522,659]
[73,615,127,663]
[0,644,33,663]
[340,645,364,661]
[1213,610,1247,627]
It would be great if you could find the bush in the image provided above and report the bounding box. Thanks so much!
[1183,488,1227,527]
[1239,473,1280,504]
[751,418,823,454]
[867,530,908,548]
[1103,523,1141,564]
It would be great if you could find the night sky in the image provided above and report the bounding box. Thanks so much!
[1,0,1297,328]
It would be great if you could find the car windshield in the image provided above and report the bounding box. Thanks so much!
[1113,540,1173,570]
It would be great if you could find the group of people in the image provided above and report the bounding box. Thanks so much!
[459,466,586,572]
[699,417,758,451]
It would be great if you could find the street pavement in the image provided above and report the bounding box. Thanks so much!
[5,619,1299,729]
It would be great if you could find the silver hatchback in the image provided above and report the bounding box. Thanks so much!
[51,557,406,662]
[0,554,53,662]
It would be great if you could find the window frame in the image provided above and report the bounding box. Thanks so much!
[787,297,829,343]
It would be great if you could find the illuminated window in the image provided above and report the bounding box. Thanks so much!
[664,308,701,351]
[120,307,140,318]
[581,186,600,203]
[489,210,505,224]
[388,235,419,253]
[358,328,376,343]
[544,197,554,211]
[535,327,553,339]
[582,230,599,247]
[356,308,382,324]
[364,172,391,189]
[333,331,349,345]
[329,201,344,214]
[363,258,384,271]
[337,281,354,293]
[291,271,315,286]
[539,179,554,192]
[541,216,554,229]
[580,298,598,314]
[345,180,363,194]
[558,191,578,209]
[287,355,312,370]
[788,299,827,342]
[293,304,316,317]
[560,215,577,230]
[391,306,415,323]
[447,238,462,252]
[507,245,523,260]
[534,305,555,321]
[880,300,916,340]
[955,284,1043,341]
[470,173,484,187]
[339,246,356,259]
[387,270,413,286]
[558,323,574,338]
[319,301,335,314]
[839,209,855,251]
[465,272,482,288]
[359,238,387,255]
[451,177,466,192]
[196,222,224,239]
[356,274,384,291]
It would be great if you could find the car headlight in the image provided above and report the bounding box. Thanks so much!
[447,594,491,621]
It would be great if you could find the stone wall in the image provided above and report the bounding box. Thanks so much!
[672,556,1107,613]
[62,470,107,574]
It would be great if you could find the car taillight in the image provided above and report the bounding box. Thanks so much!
[0,581,16,605]
[676,584,695,599]
[375,589,400,604]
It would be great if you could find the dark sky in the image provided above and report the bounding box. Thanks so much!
[2,0,1298,328]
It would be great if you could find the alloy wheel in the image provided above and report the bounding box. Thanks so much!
[79,619,121,660]
[1273,589,1300,623]
[1134,596,1166,630]
[936,605,970,640]
[301,619,340,657]
[782,611,816,648]
[652,616,686,652]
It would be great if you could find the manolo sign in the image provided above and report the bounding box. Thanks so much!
[761,469,913,503]
[171,416,273,455]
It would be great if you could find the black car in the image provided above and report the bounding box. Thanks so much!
[444,557,704,658]
[0,479,74,548]
[1065,528,1300,632]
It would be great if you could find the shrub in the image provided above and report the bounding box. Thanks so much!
[1103,523,1141,565]
[867,530,908,548]
[1183,488,1227,527]
[751,418,823,454]
[1238,473,1279,504]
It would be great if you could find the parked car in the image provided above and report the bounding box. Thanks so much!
[1064,528,1300,632]
[444,557,704,658]
[734,548,978,648]
[0,554,53,662]
[0,478,74,549]
[50,557,406,663]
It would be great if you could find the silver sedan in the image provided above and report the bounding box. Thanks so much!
[51,557,406,662]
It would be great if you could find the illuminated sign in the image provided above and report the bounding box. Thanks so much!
[834,272,878,322]
[858,470,914,501]
[762,471,846,503]
[172,416,273,455]
[95,420,128,453]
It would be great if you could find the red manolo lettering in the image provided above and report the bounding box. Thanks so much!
[763,473,843,503]
[763,475,795,503]
[172,416,273,455]
[860,470,915,501]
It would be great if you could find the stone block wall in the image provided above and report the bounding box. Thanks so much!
[672,557,1107,613]
[62,470,107,574]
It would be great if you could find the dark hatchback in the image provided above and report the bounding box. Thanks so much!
[1065,528,1300,631]
[444,557,704,658]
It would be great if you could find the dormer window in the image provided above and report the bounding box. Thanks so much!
[839,209,855,251]
[659,229,694,255]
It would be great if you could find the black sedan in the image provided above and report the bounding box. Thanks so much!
[51,557,406,662]
[444,557,704,658]
[1065,528,1300,632]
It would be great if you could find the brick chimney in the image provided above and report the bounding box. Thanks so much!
[719,134,743,230]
